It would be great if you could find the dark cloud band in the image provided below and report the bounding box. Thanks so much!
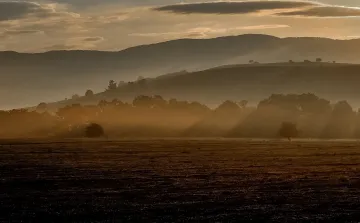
[154,1,316,15]
[154,1,360,18]
[0,1,50,21]
[0,1,77,22]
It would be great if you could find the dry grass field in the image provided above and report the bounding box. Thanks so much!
[1,139,360,222]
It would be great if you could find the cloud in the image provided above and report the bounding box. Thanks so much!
[0,1,50,21]
[42,36,105,51]
[0,1,78,21]
[35,0,184,8]
[277,6,360,17]
[130,24,289,38]
[2,29,43,35]
[0,29,43,39]
[42,43,78,51]
[155,1,360,18]
[82,36,104,42]
[0,1,129,41]
[154,1,315,15]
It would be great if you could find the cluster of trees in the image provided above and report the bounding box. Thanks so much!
[288,58,336,64]
[68,59,339,103]
[1,93,360,139]
[250,58,327,64]
[71,76,147,101]
[230,93,358,139]
[106,77,145,92]
[0,109,57,138]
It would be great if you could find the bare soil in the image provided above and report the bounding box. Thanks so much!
[1,139,360,222]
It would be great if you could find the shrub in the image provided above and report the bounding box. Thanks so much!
[85,123,105,138]
[278,122,298,141]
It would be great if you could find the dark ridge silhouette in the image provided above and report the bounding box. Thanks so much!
[3,34,360,108]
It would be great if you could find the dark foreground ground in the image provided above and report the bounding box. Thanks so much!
[1,139,360,222]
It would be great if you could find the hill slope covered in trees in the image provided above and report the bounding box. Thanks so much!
[53,62,360,109]
[3,34,360,109]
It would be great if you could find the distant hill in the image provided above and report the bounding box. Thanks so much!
[3,34,360,109]
[48,62,360,110]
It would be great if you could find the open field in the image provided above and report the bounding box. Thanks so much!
[1,139,360,222]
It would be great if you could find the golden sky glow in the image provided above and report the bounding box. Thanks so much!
[1,0,360,52]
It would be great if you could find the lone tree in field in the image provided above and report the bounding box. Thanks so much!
[278,122,298,141]
[316,58,322,62]
[85,123,105,138]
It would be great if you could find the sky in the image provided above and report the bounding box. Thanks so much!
[1,0,360,52]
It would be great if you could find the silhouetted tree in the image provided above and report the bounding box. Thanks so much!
[259,94,300,112]
[108,80,117,91]
[133,95,153,108]
[57,104,83,123]
[152,95,167,108]
[216,101,240,113]
[249,60,254,64]
[98,100,108,108]
[71,94,80,100]
[298,93,331,114]
[289,60,294,63]
[322,100,356,138]
[316,58,322,62]
[85,90,94,97]
[85,123,104,138]
[353,109,360,138]
[111,99,124,106]
[279,122,298,141]
[188,102,211,114]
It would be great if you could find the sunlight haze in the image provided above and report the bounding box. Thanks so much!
[1,0,360,52]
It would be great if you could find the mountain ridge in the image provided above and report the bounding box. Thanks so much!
[2,34,360,109]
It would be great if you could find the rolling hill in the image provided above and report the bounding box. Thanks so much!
[48,62,360,110]
[3,34,360,109]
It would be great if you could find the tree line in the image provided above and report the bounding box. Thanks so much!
[1,93,360,139]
